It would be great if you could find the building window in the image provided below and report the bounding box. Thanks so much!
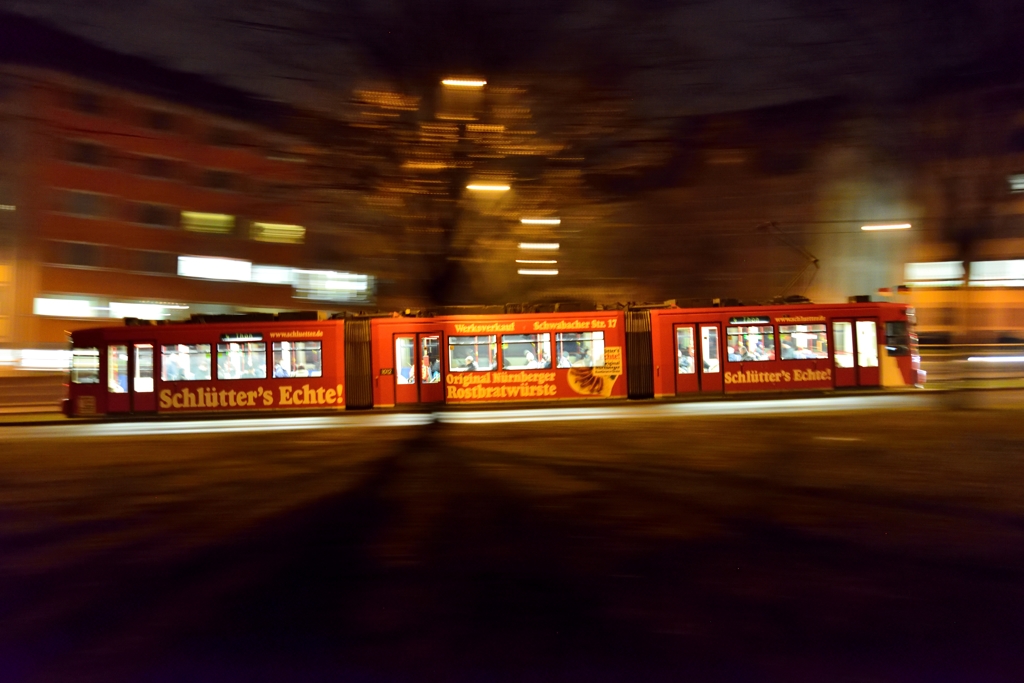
[208,127,237,147]
[202,169,239,191]
[264,183,297,200]
[72,91,102,115]
[147,110,174,131]
[1009,130,1024,154]
[250,222,305,244]
[61,191,107,218]
[139,156,175,179]
[181,211,234,235]
[67,141,105,166]
[35,297,96,318]
[137,250,178,275]
[137,203,177,228]
[60,242,103,268]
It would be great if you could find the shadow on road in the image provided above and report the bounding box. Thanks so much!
[3,414,1024,682]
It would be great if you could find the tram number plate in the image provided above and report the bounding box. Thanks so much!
[381,368,394,375]
[77,395,97,416]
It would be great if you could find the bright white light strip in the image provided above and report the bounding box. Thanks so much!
[5,395,933,440]
[861,223,912,231]
[33,297,95,318]
[520,218,561,225]
[518,269,559,276]
[17,349,73,371]
[466,184,510,191]
[967,356,1024,363]
[110,302,170,320]
[516,259,557,264]
[970,259,1024,284]
[251,265,295,285]
[442,78,487,87]
[178,256,252,282]
[518,242,559,250]
[905,261,964,282]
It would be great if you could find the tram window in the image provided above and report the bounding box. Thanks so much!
[856,321,879,368]
[395,337,416,384]
[885,321,910,356]
[71,347,100,384]
[217,342,267,380]
[107,345,128,392]
[161,344,212,381]
[134,345,154,393]
[725,325,775,362]
[420,336,441,384]
[272,341,322,378]
[833,322,854,368]
[676,327,695,374]
[555,331,605,368]
[701,326,719,373]
[501,333,552,369]
[448,335,497,372]
[778,324,828,360]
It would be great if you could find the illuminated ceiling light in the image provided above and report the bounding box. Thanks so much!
[520,218,561,225]
[466,183,510,192]
[518,242,559,250]
[516,259,557,264]
[0,204,15,211]
[442,78,487,88]
[861,223,912,231]
[518,269,559,276]
[967,356,1024,363]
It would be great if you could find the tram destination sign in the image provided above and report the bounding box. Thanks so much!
[728,316,771,325]
[220,332,263,342]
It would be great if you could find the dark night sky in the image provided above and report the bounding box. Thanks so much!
[1,0,1019,116]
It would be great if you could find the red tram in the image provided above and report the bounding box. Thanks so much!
[64,301,920,417]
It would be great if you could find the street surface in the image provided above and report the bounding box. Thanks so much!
[2,399,1024,681]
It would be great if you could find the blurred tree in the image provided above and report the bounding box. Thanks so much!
[249,0,692,307]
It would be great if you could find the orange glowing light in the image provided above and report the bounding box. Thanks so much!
[442,78,487,88]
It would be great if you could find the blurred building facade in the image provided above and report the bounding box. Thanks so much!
[595,98,919,307]
[0,13,374,355]
[903,69,1024,341]
[4,11,1024,357]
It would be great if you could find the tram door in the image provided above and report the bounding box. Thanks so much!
[674,324,697,394]
[394,332,444,405]
[131,343,156,412]
[106,344,130,414]
[698,323,723,393]
[833,320,880,387]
